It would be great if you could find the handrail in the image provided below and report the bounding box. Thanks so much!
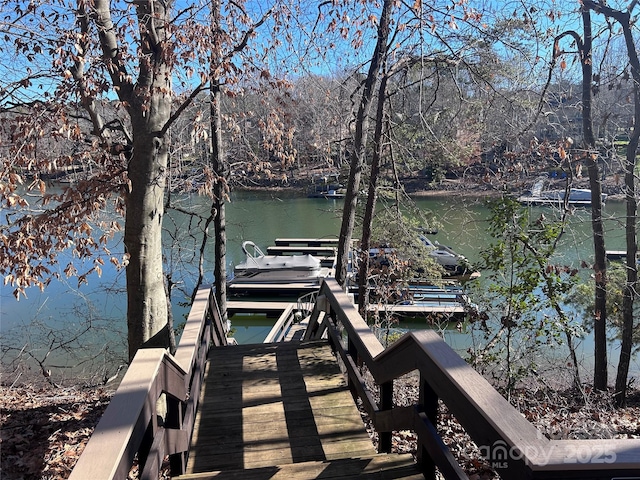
[308,278,640,479]
[297,289,318,319]
[263,303,296,343]
[69,286,228,480]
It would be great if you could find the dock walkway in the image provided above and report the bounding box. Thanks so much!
[177,341,422,479]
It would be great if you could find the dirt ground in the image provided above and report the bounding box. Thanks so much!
[0,384,113,480]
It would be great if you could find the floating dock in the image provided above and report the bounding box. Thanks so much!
[228,238,476,340]
[355,284,474,318]
[605,250,640,262]
[227,276,330,296]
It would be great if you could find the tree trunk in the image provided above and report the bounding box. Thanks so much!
[335,0,394,286]
[211,0,228,322]
[358,74,388,315]
[124,129,171,361]
[211,82,228,322]
[121,0,174,360]
[616,11,640,408]
[579,7,608,390]
[583,0,640,408]
[616,17,640,403]
[617,135,638,405]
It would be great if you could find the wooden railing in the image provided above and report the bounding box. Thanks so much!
[69,286,228,480]
[262,303,296,343]
[306,278,640,479]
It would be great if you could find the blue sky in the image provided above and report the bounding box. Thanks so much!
[0,0,631,107]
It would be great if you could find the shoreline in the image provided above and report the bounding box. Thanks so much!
[236,175,626,202]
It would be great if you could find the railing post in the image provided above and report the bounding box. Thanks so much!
[304,294,329,341]
[138,396,159,475]
[166,393,186,475]
[378,380,393,453]
[347,336,359,397]
[417,372,438,479]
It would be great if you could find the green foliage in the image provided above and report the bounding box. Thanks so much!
[369,204,445,280]
[571,263,640,350]
[468,197,583,393]
[383,330,405,347]
[363,204,445,344]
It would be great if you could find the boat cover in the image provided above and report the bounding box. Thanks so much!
[235,253,321,272]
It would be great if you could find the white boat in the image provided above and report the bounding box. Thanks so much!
[308,188,345,199]
[307,173,346,198]
[232,241,324,283]
[369,235,471,275]
[518,179,606,207]
[418,235,470,273]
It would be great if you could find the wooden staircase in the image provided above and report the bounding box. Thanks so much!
[69,280,640,480]
[173,454,423,479]
[173,341,423,479]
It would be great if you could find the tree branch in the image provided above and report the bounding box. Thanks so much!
[161,82,208,136]
[93,0,134,102]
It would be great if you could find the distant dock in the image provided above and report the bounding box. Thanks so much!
[606,250,639,262]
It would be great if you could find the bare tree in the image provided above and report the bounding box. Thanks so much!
[0,0,289,361]
[335,0,395,287]
[583,0,640,406]
[552,5,608,390]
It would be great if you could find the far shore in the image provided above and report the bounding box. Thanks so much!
[408,188,503,198]
[235,175,626,203]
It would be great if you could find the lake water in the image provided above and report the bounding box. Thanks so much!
[1,190,637,383]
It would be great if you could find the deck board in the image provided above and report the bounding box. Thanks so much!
[185,341,376,474]
[175,454,423,479]
[273,238,342,246]
[266,246,337,256]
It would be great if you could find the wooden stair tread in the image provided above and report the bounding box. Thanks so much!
[173,453,423,479]
[185,341,379,475]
